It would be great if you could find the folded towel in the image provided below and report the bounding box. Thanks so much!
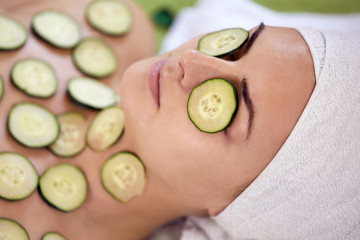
[153,1,360,239]
[160,0,360,53]
[210,27,360,240]
[170,26,360,240]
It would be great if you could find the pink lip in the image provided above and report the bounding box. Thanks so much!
[147,59,166,107]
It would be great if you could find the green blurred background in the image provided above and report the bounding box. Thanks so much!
[134,0,360,49]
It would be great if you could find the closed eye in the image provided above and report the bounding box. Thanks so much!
[241,78,254,139]
[221,22,265,62]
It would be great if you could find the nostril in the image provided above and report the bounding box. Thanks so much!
[178,61,185,82]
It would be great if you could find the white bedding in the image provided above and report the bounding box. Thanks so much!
[160,0,360,53]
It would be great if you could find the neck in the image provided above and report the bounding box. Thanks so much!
[96,177,204,240]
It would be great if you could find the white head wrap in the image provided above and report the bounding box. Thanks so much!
[151,23,360,240]
[212,27,360,240]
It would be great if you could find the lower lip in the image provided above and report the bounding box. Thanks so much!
[147,59,166,107]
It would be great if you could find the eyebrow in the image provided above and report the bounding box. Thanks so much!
[243,22,265,56]
[239,23,264,139]
[241,78,254,139]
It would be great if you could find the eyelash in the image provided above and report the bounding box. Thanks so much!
[220,46,247,62]
[224,77,253,138]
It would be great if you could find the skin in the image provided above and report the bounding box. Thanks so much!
[0,1,315,238]
[120,24,316,217]
[0,0,158,239]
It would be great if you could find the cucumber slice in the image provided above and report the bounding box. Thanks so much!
[86,0,133,36]
[86,106,125,151]
[8,102,59,148]
[72,37,118,78]
[31,10,82,49]
[0,14,28,50]
[41,231,67,240]
[101,152,146,202]
[198,28,248,58]
[0,75,4,102]
[39,163,88,212]
[0,218,29,240]
[187,78,238,133]
[49,112,87,157]
[0,152,38,200]
[11,58,58,98]
[67,76,120,109]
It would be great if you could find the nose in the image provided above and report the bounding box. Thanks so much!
[178,49,232,90]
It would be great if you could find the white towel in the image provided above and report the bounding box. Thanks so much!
[178,27,360,240]
[151,1,360,239]
[160,0,360,53]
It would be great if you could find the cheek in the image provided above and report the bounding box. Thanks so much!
[120,61,153,125]
[143,120,228,180]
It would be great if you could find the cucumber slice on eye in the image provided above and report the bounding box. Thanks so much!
[8,102,60,148]
[0,152,38,201]
[41,231,67,240]
[0,14,28,50]
[72,37,118,78]
[11,58,58,98]
[101,152,146,202]
[198,28,249,58]
[0,75,4,102]
[67,76,120,109]
[31,10,82,49]
[187,78,238,133]
[86,106,125,151]
[39,163,88,212]
[49,112,87,157]
[86,0,133,36]
[0,218,29,240]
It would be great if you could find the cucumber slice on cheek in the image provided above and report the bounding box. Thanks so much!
[39,164,88,212]
[198,28,248,58]
[41,231,67,240]
[86,0,133,36]
[0,14,28,50]
[31,10,81,49]
[67,76,119,109]
[72,37,118,78]
[11,58,58,98]
[0,152,38,201]
[0,218,29,240]
[102,152,146,203]
[8,102,59,148]
[49,112,87,157]
[187,78,238,133]
[86,106,125,151]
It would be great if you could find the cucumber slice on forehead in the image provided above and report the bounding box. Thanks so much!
[0,75,4,102]
[32,10,82,49]
[198,28,248,57]
[0,14,28,50]
[67,76,120,109]
[101,152,146,202]
[41,231,67,240]
[86,106,125,151]
[187,78,238,133]
[49,112,87,157]
[11,58,58,98]
[39,163,88,212]
[86,0,133,36]
[8,102,59,148]
[0,218,29,240]
[72,37,118,78]
[0,152,38,201]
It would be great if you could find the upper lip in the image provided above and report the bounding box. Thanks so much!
[147,59,166,107]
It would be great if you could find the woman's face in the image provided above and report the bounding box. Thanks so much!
[120,24,315,214]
